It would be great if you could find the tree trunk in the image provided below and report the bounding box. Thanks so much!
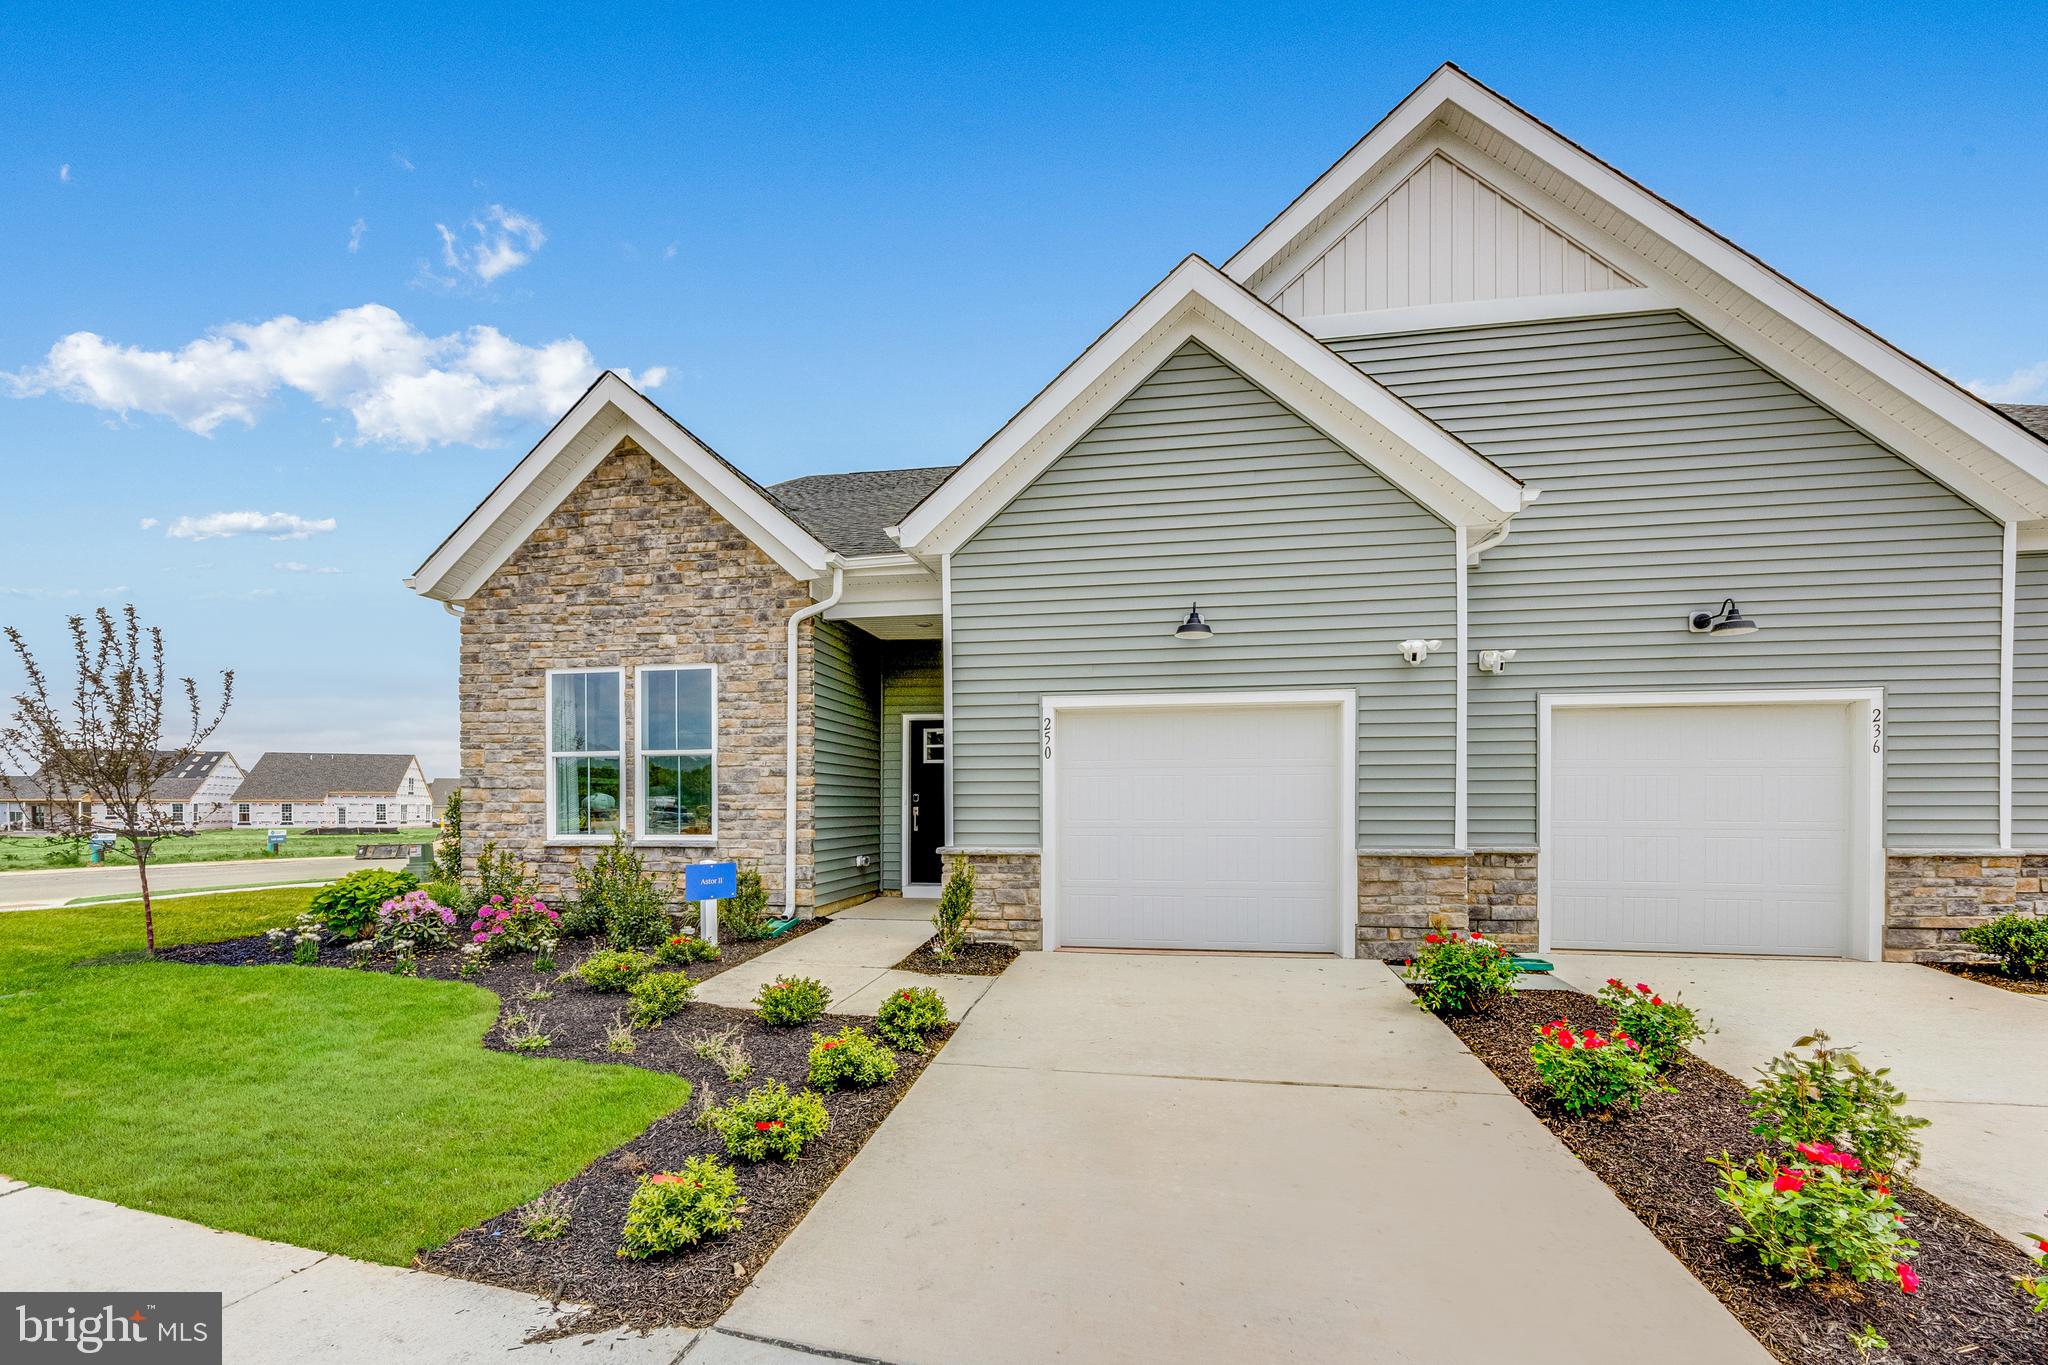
[136,850,156,955]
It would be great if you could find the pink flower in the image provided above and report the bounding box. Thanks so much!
[1896,1263,1918,1294]
[1774,1168,1806,1193]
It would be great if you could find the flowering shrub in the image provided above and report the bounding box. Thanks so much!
[1404,929,1520,1014]
[373,890,457,954]
[1961,913,2048,979]
[617,1157,745,1258]
[754,975,831,1027]
[311,868,418,940]
[808,1025,899,1091]
[517,1190,572,1242]
[1594,979,1710,1069]
[874,985,949,1052]
[468,893,561,958]
[628,971,695,1028]
[708,1081,830,1162]
[576,948,653,992]
[1712,1147,1918,1289]
[654,933,719,966]
[2018,1236,2048,1312]
[1529,1018,1663,1114]
[456,943,484,979]
[1748,1032,1928,1177]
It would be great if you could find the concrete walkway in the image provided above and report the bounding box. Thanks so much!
[1552,952,2048,1247]
[720,952,1769,1365]
[0,1180,695,1363]
[694,899,997,1020]
[0,854,404,911]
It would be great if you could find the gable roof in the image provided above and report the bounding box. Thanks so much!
[409,372,836,603]
[2003,405,2048,444]
[893,254,1528,557]
[235,753,421,802]
[428,777,459,811]
[0,751,235,804]
[771,466,957,557]
[1225,63,2048,529]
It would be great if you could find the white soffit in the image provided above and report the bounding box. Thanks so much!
[1226,64,2048,525]
[891,255,1526,557]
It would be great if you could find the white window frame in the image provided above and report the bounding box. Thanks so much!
[170,802,184,824]
[634,663,718,846]
[545,667,626,845]
[375,803,388,825]
[237,803,250,825]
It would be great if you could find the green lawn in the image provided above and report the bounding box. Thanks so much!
[0,889,689,1264]
[0,827,440,872]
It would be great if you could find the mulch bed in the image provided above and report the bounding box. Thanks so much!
[1928,961,2048,997]
[155,918,947,1331]
[1436,987,2046,1365]
[894,934,1018,977]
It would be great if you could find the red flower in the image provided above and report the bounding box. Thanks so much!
[1773,1168,1806,1193]
[1650,996,1664,1007]
[1470,931,1483,939]
[1635,983,1651,994]
[1606,978,1623,988]
[1896,1263,1919,1294]
[1425,933,1442,944]
[899,991,913,1000]
[755,1120,773,1131]
[650,1173,683,1186]
[1794,1141,1835,1163]
[822,1040,839,1050]
[1873,1180,1889,1196]
[2037,1239,2048,1254]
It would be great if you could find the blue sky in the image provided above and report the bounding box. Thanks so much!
[2,3,2043,778]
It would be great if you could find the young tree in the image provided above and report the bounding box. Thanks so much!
[1,606,234,953]
[433,788,463,881]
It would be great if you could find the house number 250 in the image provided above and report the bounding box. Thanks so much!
[1042,717,1053,760]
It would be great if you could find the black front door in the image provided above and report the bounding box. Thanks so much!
[908,718,946,885]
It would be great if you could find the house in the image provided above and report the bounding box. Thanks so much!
[428,777,459,822]
[409,65,2048,965]
[0,751,244,833]
[230,753,434,831]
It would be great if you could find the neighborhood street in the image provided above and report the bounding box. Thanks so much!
[0,854,408,912]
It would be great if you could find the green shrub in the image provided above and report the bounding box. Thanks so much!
[576,948,654,993]
[1712,1148,1917,1290]
[1403,929,1519,1014]
[433,790,463,881]
[2020,1237,2048,1312]
[559,899,606,939]
[654,933,719,966]
[1594,978,1711,1069]
[573,829,673,949]
[421,879,464,914]
[1747,1032,1929,1177]
[720,863,772,941]
[628,971,695,1028]
[708,1081,830,1162]
[1961,913,2048,979]
[931,859,975,963]
[807,1025,899,1091]
[874,985,948,1052]
[617,1158,745,1258]
[1529,1017,1664,1114]
[310,869,418,940]
[517,1189,571,1242]
[754,974,830,1026]
[474,840,532,903]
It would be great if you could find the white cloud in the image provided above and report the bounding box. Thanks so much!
[348,218,367,253]
[0,584,127,599]
[58,164,71,184]
[5,303,665,448]
[392,152,415,172]
[165,511,336,542]
[274,560,342,574]
[433,204,545,285]
[663,242,678,260]
[1968,361,2048,404]
[137,517,159,530]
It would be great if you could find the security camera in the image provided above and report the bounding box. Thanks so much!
[1477,649,1518,675]
[1398,638,1443,666]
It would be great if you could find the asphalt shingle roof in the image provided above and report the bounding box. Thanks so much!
[0,751,233,803]
[235,753,420,801]
[2000,404,2048,442]
[769,466,959,557]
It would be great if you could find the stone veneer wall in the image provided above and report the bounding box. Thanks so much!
[1468,851,1540,950]
[1882,853,2048,962]
[458,439,820,910]
[946,850,1041,948]
[1355,855,1469,961]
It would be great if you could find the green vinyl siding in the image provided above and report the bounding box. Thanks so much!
[811,618,880,905]
[950,339,1458,849]
[2015,555,2048,845]
[880,641,943,889]
[1335,312,2003,848]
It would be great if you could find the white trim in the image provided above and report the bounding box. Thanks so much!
[900,712,944,896]
[892,257,1525,557]
[2001,521,2017,850]
[544,667,626,845]
[1300,287,1674,341]
[1536,688,1887,962]
[633,663,719,848]
[1453,526,1468,849]
[1037,688,1359,958]
[940,552,955,850]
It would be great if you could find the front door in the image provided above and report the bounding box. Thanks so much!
[907,718,946,887]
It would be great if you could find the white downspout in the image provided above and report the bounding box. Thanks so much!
[786,561,845,916]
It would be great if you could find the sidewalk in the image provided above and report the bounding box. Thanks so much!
[0,854,403,912]
[692,899,997,1019]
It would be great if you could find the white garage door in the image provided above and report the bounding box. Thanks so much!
[1549,703,1853,956]
[1053,702,1344,952]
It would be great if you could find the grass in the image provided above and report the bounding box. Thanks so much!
[0,827,439,873]
[0,888,689,1264]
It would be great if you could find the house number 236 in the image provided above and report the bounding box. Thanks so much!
[1042,717,1053,760]
[1871,707,1883,755]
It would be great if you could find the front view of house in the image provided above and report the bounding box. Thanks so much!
[409,66,2048,965]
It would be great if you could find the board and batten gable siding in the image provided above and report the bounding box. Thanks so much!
[879,640,942,889]
[949,339,1459,850]
[1334,312,2005,848]
[811,618,881,906]
[2013,555,2048,845]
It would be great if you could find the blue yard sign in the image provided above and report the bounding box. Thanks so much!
[685,860,738,902]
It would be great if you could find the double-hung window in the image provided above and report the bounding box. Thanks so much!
[280,803,294,826]
[548,668,623,840]
[637,665,716,840]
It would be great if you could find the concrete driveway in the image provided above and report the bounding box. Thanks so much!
[1552,953,2048,1247]
[722,952,1767,1365]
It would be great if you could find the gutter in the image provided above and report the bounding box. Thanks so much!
[784,560,845,914]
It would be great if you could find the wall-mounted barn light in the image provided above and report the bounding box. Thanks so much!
[1173,603,1214,641]
[1687,598,1760,637]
